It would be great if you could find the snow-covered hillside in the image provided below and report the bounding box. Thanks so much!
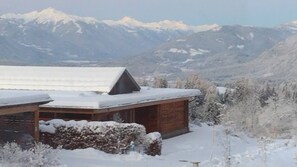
[279,20,297,33]
[59,124,297,167]
[123,25,292,81]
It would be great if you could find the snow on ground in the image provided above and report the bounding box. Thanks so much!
[249,32,254,39]
[168,48,188,54]
[182,59,194,64]
[236,34,245,41]
[189,48,210,56]
[217,87,227,95]
[58,124,297,167]
[176,39,186,42]
[237,45,245,49]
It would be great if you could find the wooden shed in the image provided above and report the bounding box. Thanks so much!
[0,91,51,145]
[0,66,200,138]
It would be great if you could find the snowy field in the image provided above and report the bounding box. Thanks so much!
[59,124,297,167]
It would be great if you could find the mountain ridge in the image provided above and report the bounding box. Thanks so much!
[1,8,219,33]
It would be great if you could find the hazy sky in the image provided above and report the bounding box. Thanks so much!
[0,0,297,27]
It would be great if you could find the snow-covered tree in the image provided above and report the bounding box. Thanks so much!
[184,73,228,125]
[138,78,149,87]
[202,86,225,124]
[184,73,211,96]
[174,77,183,88]
[222,79,297,138]
[153,76,168,88]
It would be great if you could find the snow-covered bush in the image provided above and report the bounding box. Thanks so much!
[0,142,61,167]
[143,132,162,156]
[39,120,147,154]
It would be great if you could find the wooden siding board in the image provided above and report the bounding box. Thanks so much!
[134,106,158,133]
[34,109,39,142]
[159,101,187,135]
[0,117,34,143]
[0,105,39,116]
[184,100,189,130]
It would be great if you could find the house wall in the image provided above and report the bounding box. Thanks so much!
[39,99,189,139]
[124,100,189,138]
[158,100,189,138]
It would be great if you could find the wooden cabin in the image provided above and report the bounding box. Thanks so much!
[0,91,51,145]
[0,66,200,138]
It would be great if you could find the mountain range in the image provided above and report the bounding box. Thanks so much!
[0,8,217,65]
[121,25,292,81]
[1,8,297,82]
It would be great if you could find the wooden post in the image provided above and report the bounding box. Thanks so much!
[157,105,161,133]
[192,162,200,167]
[184,100,189,131]
[129,109,135,123]
[34,109,39,142]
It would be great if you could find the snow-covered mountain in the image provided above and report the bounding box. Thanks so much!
[2,8,297,82]
[103,16,220,32]
[278,20,297,33]
[1,7,98,25]
[0,8,204,64]
[118,25,292,81]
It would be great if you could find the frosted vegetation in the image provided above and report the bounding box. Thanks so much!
[147,74,297,139]
[0,143,61,167]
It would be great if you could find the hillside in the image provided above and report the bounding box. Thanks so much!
[119,25,292,81]
[249,33,297,80]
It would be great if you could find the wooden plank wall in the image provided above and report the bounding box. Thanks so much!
[134,100,188,137]
[135,106,158,133]
[0,112,35,143]
[159,100,187,135]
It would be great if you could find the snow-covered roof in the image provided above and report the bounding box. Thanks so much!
[0,88,200,110]
[0,91,52,107]
[43,87,200,110]
[0,66,131,93]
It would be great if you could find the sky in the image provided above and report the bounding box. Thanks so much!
[0,0,297,27]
